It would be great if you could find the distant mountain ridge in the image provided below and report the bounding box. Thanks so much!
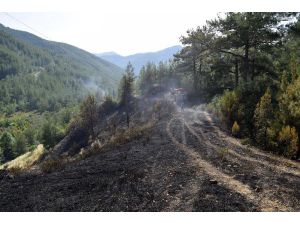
[96,45,182,74]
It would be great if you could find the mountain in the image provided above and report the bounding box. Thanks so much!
[96,45,182,74]
[0,23,123,113]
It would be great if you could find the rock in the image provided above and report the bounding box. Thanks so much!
[209,179,218,185]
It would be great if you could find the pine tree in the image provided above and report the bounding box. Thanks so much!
[118,62,135,127]
[254,88,273,149]
[0,131,15,162]
[79,95,98,138]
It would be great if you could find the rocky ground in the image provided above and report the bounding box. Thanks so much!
[0,101,299,211]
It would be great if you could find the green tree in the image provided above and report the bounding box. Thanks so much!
[119,62,135,127]
[0,131,15,162]
[278,75,300,130]
[254,88,273,149]
[119,62,135,105]
[209,13,291,83]
[79,95,98,138]
[41,122,63,149]
[14,133,27,156]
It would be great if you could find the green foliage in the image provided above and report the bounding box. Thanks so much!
[174,13,300,159]
[0,107,78,163]
[137,61,179,96]
[13,133,27,156]
[215,90,238,127]
[278,75,300,129]
[0,24,122,114]
[254,88,273,149]
[0,131,15,162]
[79,95,98,138]
[278,126,299,158]
[119,62,135,106]
[41,121,64,149]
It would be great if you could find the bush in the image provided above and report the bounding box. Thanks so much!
[217,90,238,127]
[217,147,229,161]
[278,125,299,158]
[231,121,240,137]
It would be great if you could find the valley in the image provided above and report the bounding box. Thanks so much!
[1,12,300,212]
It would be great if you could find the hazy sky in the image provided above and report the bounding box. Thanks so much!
[1,0,297,55]
[0,12,219,56]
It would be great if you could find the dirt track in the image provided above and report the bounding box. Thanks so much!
[0,104,299,211]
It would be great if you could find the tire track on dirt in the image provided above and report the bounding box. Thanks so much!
[166,114,292,212]
[164,117,205,211]
[199,107,300,169]
[190,109,300,177]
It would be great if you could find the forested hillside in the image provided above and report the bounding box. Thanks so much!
[0,23,123,113]
[0,23,123,163]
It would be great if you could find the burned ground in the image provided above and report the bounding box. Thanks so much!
[0,99,299,211]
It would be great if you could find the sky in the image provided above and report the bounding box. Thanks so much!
[0,12,218,56]
[1,0,298,56]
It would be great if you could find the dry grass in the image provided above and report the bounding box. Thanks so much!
[80,120,156,159]
[0,144,45,171]
[41,158,65,174]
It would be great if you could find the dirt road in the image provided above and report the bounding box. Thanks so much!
[166,106,300,211]
[0,104,299,211]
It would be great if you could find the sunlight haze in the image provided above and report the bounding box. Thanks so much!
[0,12,217,55]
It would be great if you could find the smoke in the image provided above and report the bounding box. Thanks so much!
[83,78,107,100]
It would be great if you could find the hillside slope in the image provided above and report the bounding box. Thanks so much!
[0,23,123,112]
[96,45,182,74]
[0,97,299,211]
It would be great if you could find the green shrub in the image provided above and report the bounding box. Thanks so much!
[278,125,299,158]
[218,90,238,127]
[217,147,229,161]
